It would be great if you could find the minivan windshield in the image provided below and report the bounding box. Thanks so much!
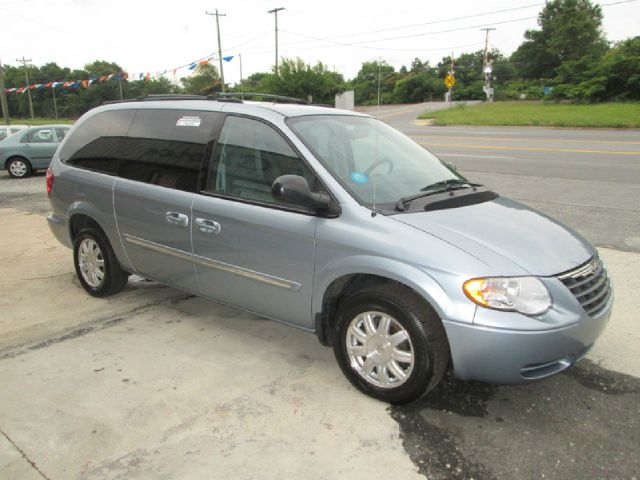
[286,115,467,206]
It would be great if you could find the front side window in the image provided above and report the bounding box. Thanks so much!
[287,115,465,206]
[0,130,6,141]
[205,116,319,206]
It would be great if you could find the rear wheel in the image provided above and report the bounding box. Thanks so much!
[73,227,129,297]
[7,157,32,178]
[333,283,450,404]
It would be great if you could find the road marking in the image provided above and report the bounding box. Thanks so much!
[418,142,640,156]
[375,108,418,119]
[437,153,514,159]
[412,134,640,146]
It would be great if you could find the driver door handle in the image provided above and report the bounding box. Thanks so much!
[195,218,221,234]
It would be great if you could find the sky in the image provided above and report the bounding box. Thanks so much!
[1,0,639,85]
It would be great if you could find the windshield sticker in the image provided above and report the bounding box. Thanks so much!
[350,172,369,184]
[176,116,202,127]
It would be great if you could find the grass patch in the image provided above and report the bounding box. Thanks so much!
[419,102,640,128]
[4,118,75,126]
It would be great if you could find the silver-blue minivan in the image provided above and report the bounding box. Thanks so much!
[46,95,613,403]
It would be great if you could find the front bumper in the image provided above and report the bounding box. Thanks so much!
[442,292,613,383]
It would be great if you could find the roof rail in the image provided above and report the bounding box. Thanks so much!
[102,94,207,105]
[101,92,311,106]
[216,92,308,105]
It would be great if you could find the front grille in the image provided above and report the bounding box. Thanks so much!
[557,256,611,317]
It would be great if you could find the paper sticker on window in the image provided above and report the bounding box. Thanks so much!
[176,116,202,127]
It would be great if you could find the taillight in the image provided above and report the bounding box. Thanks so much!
[46,167,54,194]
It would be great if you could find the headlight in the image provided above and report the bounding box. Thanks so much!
[463,276,551,315]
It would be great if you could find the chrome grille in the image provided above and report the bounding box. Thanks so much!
[557,256,611,317]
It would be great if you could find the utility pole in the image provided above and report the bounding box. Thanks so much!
[206,9,226,92]
[448,52,455,109]
[17,56,35,119]
[267,7,285,75]
[377,57,382,112]
[51,85,58,119]
[0,59,9,125]
[238,53,243,94]
[480,28,496,102]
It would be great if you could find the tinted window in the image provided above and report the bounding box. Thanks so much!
[60,110,136,174]
[21,129,54,144]
[0,131,6,141]
[121,109,223,192]
[205,116,318,206]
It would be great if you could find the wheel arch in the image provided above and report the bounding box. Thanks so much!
[313,257,452,346]
[66,201,134,272]
[5,155,32,170]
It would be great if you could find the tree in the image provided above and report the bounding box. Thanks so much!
[258,58,346,104]
[351,61,397,105]
[511,0,608,81]
[181,63,221,95]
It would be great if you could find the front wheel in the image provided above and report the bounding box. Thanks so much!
[7,157,32,178]
[333,283,450,404]
[73,227,129,297]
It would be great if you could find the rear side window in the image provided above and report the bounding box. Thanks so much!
[0,131,6,141]
[120,109,223,192]
[21,129,54,144]
[55,128,69,142]
[60,110,136,175]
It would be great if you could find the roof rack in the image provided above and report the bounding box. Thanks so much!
[102,94,243,106]
[216,92,308,105]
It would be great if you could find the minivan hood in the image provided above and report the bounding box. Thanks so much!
[394,197,595,276]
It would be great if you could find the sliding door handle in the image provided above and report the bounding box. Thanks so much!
[195,218,221,234]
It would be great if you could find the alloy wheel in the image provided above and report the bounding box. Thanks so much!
[345,311,414,389]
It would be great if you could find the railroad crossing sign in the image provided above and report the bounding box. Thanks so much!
[444,74,456,89]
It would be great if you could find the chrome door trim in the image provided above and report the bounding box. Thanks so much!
[122,234,301,291]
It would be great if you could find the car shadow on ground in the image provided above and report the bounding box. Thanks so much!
[390,360,640,479]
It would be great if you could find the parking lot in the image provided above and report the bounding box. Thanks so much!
[1,136,639,478]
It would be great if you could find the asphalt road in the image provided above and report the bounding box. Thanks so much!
[1,107,639,479]
[362,102,640,253]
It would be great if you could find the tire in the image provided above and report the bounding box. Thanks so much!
[7,157,32,178]
[73,227,129,297]
[333,283,450,404]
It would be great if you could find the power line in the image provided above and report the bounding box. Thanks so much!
[299,3,546,43]
[275,32,484,53]
[279,0,637,49]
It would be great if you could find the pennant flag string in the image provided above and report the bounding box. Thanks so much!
[4,52,220,94]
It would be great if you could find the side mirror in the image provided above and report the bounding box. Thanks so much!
[445,161,457,171]
[272,175,332,211]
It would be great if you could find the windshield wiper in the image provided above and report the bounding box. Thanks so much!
[395,180,476,212]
